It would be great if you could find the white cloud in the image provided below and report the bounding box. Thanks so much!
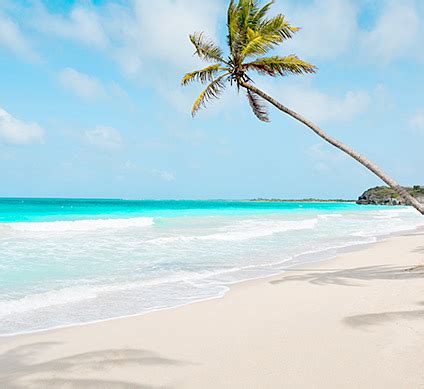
[0,107,44,145]
[28,0,221,76]
[58,69,133,107]
[132,1,220,70]
[153,170,176,182]
[32,4,108,48]
[124,160,137,170]
[88,1,221,74]
[263,81,370,124]
[280,0,358,60]
[410,112,424,134]
[307,143,345,173]
[372,84,394,112]
[278,0,423,64]
[59,68,105,100]
[123,160,176,182]
[23,0,222,113]
[361,1,420,63]
[0,14,38,61]
[85,126,123,151]
[170,128,206,147]
[94,0,222,79]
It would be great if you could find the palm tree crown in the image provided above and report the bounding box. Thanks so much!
[181,0,316,122]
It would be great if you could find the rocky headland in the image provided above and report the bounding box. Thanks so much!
[356,185,424,206]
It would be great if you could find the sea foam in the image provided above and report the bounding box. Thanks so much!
[9,217,154,232]
[147,218,318,244]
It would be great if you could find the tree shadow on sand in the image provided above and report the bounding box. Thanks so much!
[270,265,424,328]
[270,265,424,287]
[412,245,424,253]
[0,342,188,388]
[344,302,424,328]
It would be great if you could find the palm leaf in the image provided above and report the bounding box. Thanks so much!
[181,64,226,86]
[231,0,253,62]
[258,14,299,40]
[241,27,280,58]
[230,2,298,63]
[191,73,229,117]
[250,1,274,27]
[190,32,226,63]
[227,0,238,54]
[246,89,270,122]
[238,0,253,30]
[243,55,316,76]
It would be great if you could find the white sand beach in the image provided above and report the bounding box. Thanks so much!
[1,230,423,388]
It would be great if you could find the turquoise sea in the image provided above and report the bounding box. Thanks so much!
[1,198,423,335]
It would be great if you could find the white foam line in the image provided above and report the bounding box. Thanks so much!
[146,218,319,244]
[8,217,155,232]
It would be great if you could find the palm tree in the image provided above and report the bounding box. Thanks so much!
[181,0,424,215]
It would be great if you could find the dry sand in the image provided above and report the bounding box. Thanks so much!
[1,231,424,388]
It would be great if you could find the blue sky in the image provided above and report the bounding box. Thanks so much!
[0,0,423,199]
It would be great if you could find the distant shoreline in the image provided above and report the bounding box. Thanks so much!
[249,198,355,203]
[0,197,356,202]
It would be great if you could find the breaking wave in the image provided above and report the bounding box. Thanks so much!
[147,218,318,244]
[8,217,155,232]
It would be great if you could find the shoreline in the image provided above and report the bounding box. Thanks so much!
[2,225,421,338]
[1,229,424,387]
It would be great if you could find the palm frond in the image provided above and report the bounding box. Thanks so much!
[191,73,229,117]
[231,0,254,63]
[238,0,253,29]
[246,89,270,122]
[227,0,238,54]
[241,27,280,58]
[243,55,316,76]
[258,14,299,40]
[181,64,226,86]
[231,2,299,62]
[190,32,225,63]
[250,1,274,27]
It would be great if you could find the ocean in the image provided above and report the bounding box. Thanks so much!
[1,198,423,336]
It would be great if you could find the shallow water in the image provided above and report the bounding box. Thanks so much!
[1,198,423,335]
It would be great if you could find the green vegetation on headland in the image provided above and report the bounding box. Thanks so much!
[357,186,424,206]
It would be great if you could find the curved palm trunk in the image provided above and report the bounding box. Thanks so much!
[240,81,424,215]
